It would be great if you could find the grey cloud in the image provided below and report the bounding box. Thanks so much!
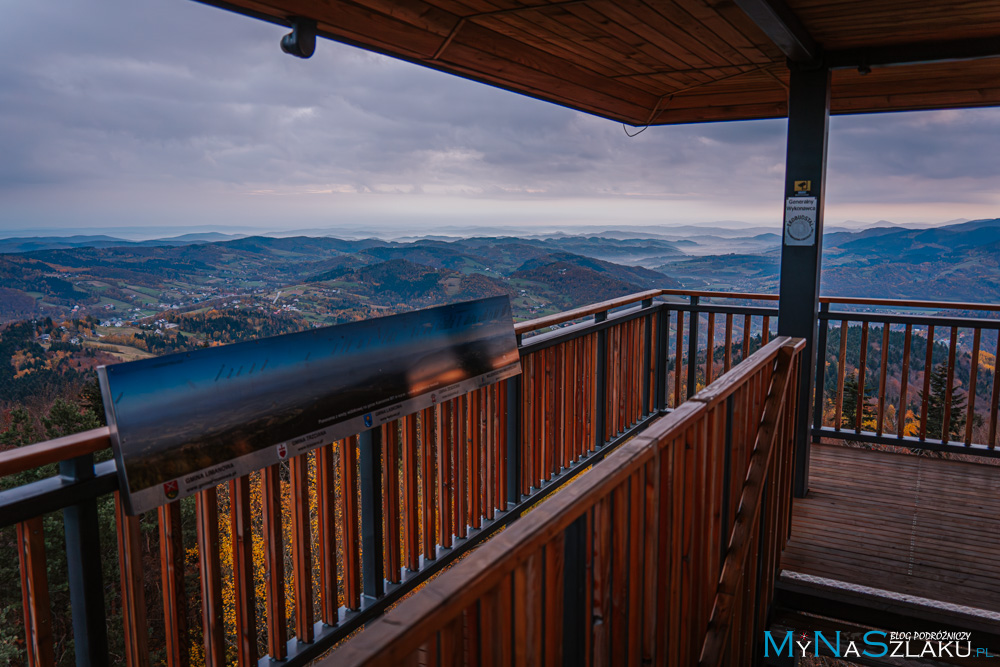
[0,0,996,229]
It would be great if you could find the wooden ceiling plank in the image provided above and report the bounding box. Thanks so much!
[351,0,465,36]
[832,89,1000,113]
[479,13,649,78]
[493,8,672,75]
[421,0,495,16]
[576,0,734,70]
[615,71,741,95]
[668,0,778,64]
[438,47,654,122]
[536,4,703,73]
[447,21,659,110]
[612,0,755,67]
[654,100,788,123]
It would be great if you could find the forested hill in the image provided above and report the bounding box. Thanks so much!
[658,217,1000,301]
[0,233,681,326]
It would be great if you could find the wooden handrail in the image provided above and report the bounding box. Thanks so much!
[513,289,661,334]
[819,295,1000,311]
[663,288,1000,312]
[660,289,780,302]
[0,426,110,478]
[689,336,801,405]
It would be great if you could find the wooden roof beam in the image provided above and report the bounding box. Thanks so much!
[828,36,1000,70]
[733,0,821,65]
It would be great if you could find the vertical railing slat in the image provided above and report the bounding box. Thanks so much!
[990,330,1000,449]
[290,454,315,642]
[230,476,258,665]
[403,414,420,570]
[876,323,890,435]
[195,488,225,666]
[856,322,869,433]
[420,407,437,559]
[687,297,700,399]
[454,397,467,539]
[17,516,54,667]
[436,403,452,548]
[898,324,912,438]
[316,445,339,627]
[920,325,935,441]
[157,502,188,667]
[833,321,846,432]
[115,493,149,667]
[942,326,959,443]
[262,464,288,658]
[742,314,751,362]
[965,328,981,447]
[340,437,361,609]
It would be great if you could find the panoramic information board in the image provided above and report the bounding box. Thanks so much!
[100,297,521,514]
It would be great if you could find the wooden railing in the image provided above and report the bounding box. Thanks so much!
[328,336,804,666]
[658,290,1000,457]
[0,292,668,667]
[4,287,997,666]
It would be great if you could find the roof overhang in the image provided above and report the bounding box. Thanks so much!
[195,0,1000,125]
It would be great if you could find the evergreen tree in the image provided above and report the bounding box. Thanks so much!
[79,377,107,426]
[42,398,101,440]
[921,363,966,440]
[0,407,38,449]
[841,371,875,429]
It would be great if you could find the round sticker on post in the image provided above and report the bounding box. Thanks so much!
[784,197,817,246]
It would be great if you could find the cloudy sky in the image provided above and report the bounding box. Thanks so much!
[1,0,997,237]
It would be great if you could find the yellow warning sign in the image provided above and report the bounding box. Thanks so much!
[794,180,812,192]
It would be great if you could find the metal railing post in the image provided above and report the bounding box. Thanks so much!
[655,307,668,412]
[561,514,587,667]
[687,295,700,398]
[594,310,608,446]
[359,427,384,602]
[812,303,830,443]
[642,298,653,416]
[505,368,522,507]
[60,453,109,666]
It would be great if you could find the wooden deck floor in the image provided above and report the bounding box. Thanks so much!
[781,444,1000,615]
